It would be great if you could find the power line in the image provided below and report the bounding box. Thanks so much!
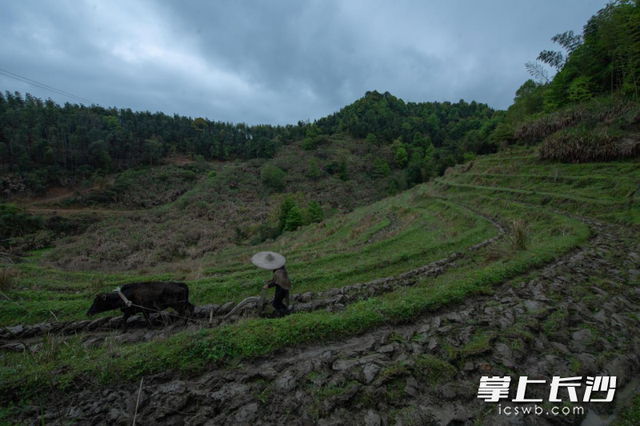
[0,67,95,104]
[0,67,96,105]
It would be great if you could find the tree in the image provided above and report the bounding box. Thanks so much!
[261,164,286,190]
[284,205,303,231]
[278,197,296,231]
[306,200,325,223]
[302,137,316,150]
[302,124,322,150]
[394,146,408,169]
[143,137,163,166]
[405,151,424,186]
[490,122,515,145]
[412,132,425,147]
[89,140,111,169]
[365,133,378,145]
[372,157,391,178]
[424,140,435,158]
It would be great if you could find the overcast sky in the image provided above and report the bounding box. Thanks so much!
[0,0,609,125]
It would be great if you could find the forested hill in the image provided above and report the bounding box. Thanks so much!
[317,91,498,155]
[0,90,499,196]
[3,0,640,199]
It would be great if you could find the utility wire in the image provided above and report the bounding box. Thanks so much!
[0,67,94,104]
[0,67,95,105]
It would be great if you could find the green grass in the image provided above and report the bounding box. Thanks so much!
[3,145,638,408]
[414,355,457,386]
[440,146,640,225]
[1,195,495,326]
[0,201,588,401]
[615,392,640,426]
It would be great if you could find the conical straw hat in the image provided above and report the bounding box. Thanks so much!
[251,251,286,270]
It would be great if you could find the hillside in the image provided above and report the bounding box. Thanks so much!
[2,144,640,424]
[2,2,640,423]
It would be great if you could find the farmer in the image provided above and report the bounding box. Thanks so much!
[252,251,292,317]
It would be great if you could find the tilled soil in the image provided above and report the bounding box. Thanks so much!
[11,218,640,425]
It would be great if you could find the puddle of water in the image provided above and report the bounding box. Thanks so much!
[581,376,640,426]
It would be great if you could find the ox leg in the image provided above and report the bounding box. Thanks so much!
[142,310,154,328]
[175,303,190,325]
[121,311,131,332]
[181,305,191,325]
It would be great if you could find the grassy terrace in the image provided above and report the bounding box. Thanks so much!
[1,193,494,327]
[2,147,639,402]
[438,147,640,225]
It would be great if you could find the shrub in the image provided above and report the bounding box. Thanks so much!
[568,76,594,104]
[0,204,44,244]
[306,159,321,180]
[306,201,325,223]
[261,164,286,190]
[178,169,196,180]
[0,268,17,292]
[250,223,280,245]
[301,137,316,150]
[372,158,391,178]
[284,206,303,231]
[462,152,476,162]
[326,161,348,180]
[487,219,531,261]
[507,219,530,251]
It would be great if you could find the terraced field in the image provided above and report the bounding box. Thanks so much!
[2,148,640,425]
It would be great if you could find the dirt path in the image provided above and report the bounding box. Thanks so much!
[14,179,140,216]
[24,206,137,216]
[11,217,640,425]
[25,186,97,206]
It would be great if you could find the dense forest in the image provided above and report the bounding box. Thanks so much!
[0,90,498,196]
[2,0,639,197]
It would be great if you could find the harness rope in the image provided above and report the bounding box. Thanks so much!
[113,287,132,307]
[110,288,273,326]
[111,287,208,325]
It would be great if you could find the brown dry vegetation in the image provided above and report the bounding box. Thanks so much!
[0,268,17,292]
[539,128,640,163]
[515,96,640,144]
[514,96,640,163]
[37,135,398,271]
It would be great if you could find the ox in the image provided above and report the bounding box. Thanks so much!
[87,281,195,329]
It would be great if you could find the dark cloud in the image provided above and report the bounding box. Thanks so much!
[0,0,609,124]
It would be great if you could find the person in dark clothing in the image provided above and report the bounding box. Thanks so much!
[252,251,292,317]
[263,266,292,317]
